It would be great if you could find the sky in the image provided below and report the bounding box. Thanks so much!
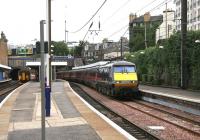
[0,0,175,46]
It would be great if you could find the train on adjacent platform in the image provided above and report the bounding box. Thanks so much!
[57,60,140,97]
[18,69,30,82]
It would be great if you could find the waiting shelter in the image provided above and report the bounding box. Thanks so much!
[0,64,11,81]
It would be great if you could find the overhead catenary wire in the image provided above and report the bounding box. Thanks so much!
[70,0,107,33]
[83,0,173,43]
[121,27,129,37]
[135,0,159,14]
[107,24,129,39]
[102,0,131,25]
[83,0,132,41]
[149,0,172,13]
[105,0,173,41]
[83,22,94,41]
[104,0,160,29]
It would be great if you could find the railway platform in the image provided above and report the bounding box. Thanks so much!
[0,79,11,83]
[0,81,129,140]
[139,85,200,103]
[139,85,200,115]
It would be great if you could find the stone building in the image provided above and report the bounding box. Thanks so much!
[0,31,10,80]
[81,38,129,64]
[129,13,163,51]
[0,32,8,65]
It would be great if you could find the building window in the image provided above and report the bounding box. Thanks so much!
[95,44,99,50]
[193,2,196,8]
[85,45,88,51]
[103,43,107,49]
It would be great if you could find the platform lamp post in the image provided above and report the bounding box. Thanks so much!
[144,12,150,49]
[40,20,46,140]
[120,37,123,60]
[180,0,187,89]
[64,20,69,43]
[46,0,51,88]
[45,0,51,118]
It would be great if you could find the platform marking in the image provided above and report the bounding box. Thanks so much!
[51,95,64,119]
[148,126,165,130]
[9,89,87,132]
[0,135,7,140]
[47,117,87,127]
[32,92,39,121]
[12,108,32,111]
[35,92,63,121]
[66,82,137,140]
[9,117,87,131]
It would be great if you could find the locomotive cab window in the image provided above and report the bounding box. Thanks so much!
[124,66,135,73]
[114,66,135,73]
[114,66,123,73]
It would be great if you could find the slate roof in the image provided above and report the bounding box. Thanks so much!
[130,15,163,24]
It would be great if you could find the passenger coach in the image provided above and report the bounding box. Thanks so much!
[57,61,140,97]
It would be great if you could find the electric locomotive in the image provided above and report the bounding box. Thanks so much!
[57,60,140,97]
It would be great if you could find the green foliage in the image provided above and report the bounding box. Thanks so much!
[126,31,200,90]
[129,33,145,52]
[74,45,83,57]
[129,21,161,52]
[72,40,87,57]
[52,41,69,56]
[147,22,161,47]
[129,26,144,52]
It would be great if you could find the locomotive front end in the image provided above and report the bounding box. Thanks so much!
[112,64,139,96]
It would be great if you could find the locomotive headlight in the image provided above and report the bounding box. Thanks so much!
[131,81,135,83]
[116,81,120,83]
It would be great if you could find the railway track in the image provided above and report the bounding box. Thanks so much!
[0,80,22,103]
[70,82,200,140]
[70,82,159,140]
[121,101,200,137]
[133,100,200,126]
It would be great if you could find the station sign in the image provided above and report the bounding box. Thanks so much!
[16,47,33,55]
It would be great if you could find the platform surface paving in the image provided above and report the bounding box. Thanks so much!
[0,81,126,140]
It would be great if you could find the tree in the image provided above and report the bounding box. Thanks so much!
[129,33,145,52]
[73,40,87,57]
[127,30,200,89]
[52,41,69,56]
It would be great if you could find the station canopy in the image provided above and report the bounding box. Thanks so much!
[0,64,11,70]
[26,62,67,66]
